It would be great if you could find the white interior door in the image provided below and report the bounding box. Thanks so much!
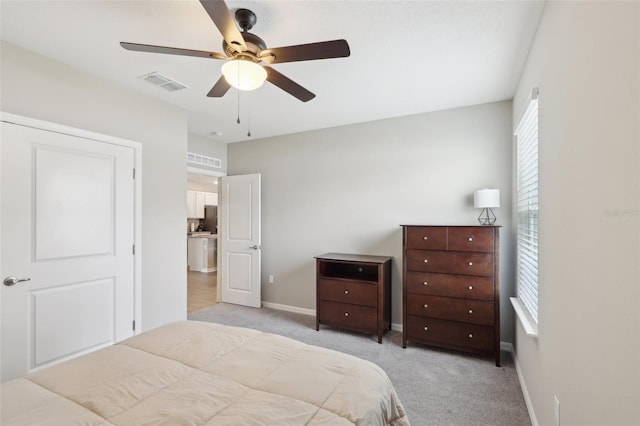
[220,174,261,308]
[1,116,137,382]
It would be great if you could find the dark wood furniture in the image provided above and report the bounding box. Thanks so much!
[315,253,392,343]
[401,225,501,366]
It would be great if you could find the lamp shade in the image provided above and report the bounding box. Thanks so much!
[221,59,267,91]
[474,189,500,208]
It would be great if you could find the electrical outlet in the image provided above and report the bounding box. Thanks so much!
[268,274,274,284]
[554,395,560,426]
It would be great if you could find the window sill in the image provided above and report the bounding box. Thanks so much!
[510,297,538,338]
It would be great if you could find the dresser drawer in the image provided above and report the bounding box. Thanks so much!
[454,253,494,276]
[406,250,455,272]
[406,316,494,351]
[318,278,377,308]
[405,226,447,250]
[406,272,493,300]
[447,227,494,253]
[406,250,493,276]
[318,300,377,334]
[407,295,494,326]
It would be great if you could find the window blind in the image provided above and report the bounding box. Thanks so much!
[515,94,539,323]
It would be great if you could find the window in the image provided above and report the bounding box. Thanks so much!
[512,90,539,335]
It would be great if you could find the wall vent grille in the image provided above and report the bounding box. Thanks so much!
[187,152,222,169]
[140,72,187,92]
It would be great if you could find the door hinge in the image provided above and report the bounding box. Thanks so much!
[132,320,136,331]
[133,168,136,179]
[132,244,135,255]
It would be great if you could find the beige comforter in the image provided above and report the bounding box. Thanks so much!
[1,321,408,425]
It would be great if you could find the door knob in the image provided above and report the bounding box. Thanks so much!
[249,245,260,250]
[3,276,31,287]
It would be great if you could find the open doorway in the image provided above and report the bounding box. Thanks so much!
[187,169,222,313]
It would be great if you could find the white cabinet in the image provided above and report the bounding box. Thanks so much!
[187,191,198,218]
[187,237,217,272]
[204,192,218,206]
[187,191,217,218]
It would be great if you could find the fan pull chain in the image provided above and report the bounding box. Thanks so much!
[247,93,252,137]
[236,64,241,124]
[236,90,240,124]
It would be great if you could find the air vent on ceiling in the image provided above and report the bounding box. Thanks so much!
[187,152,222,169]
[140,72,187,92]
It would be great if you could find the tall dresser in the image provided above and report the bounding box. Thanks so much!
[401,225,501,366]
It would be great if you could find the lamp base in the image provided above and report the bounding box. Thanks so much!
[477,208,497,226]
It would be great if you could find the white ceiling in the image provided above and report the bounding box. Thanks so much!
[0,0,545,144]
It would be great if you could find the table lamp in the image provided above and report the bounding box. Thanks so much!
[474,189,500,225]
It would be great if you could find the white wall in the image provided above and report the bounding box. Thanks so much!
[188,132,228,174]
[228,100,516,340]
[512,2,639,424]
[1,41,189,331]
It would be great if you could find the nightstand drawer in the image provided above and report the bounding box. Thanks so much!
[407,295,494,326]
[318,300,377,334]
[406,316,494,351]
[406,272,493,300]
[318,278,377,308]
[405,226,447,250]
[447,227,494,252]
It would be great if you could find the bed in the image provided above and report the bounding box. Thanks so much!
[1,320,408,425]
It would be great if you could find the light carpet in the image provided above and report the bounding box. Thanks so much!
[189,303,531,426]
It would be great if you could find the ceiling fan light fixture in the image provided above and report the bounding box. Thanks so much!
[221,59,267,91]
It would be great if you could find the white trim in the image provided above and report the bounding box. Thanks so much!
[511,297,539,337]
[500,341,514,353]
[391,322,402,332]
[187,166,226,177]
[1,111,144,334]
[514,87,540,133]
[262,301,316,317]
[510,342,540,426]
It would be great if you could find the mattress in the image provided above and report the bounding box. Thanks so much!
[1,320,409,425]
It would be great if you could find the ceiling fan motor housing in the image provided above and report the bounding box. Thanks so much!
[222,9,268,61]
[223,31,266,59]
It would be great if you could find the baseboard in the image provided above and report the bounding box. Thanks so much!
[261,302,315,317]
[391,322,402,332]
[508,343,539,426]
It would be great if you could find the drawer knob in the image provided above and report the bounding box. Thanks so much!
[468,285,473,290]
[468,310,473,314]
[424,259,428,263]
[344,312,349,317]
[468,334,473,338]
[468,237,473,242]
[424,326,428,331]
[423,304,428,308]
[423,281,428,286]
[344,290,349,294]
[423,236,428,240]
[468,262,473,266]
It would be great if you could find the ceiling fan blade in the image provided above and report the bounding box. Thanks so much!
[264,66,315,102]
[260,39,350,64]
[199,0,246,54]
[120,42,227,60]
[207,75,231,97]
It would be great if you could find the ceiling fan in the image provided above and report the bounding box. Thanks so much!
[121,0,350,102]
